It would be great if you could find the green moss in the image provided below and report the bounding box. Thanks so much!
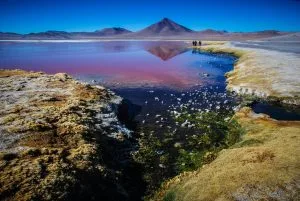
[136,110,244,197]
[163,190,176,201]
[236,139,263,147]
[134,134,162,165]
[1,114,19,124]
[26,121,52,131]
[225,119,245,146]
[160,154,170,164]
[176,149,205,172]
[175,111,243,147]
[173,111,244,172]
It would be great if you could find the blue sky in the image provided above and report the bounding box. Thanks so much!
[0,0,300,33]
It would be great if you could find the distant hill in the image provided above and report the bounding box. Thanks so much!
[0,28,132,40]
[190,30,287,41]
[197,29,228,35]
[0,19,292,40]
[95,27,132,36]
[23,31,72,40]
[0,32,23,39]
[133,18,194,36]
[261,32,300,41]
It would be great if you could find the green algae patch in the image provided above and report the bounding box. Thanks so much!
[134,110,244,199]
[173,111,243,172]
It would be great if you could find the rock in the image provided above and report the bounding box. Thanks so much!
[159,164,166,168]
[174,142,182,148]
[181,120,189,127]
[224,117,231,121]
[54,73,70,82]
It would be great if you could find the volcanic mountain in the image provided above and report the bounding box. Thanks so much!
[134,18,194,36]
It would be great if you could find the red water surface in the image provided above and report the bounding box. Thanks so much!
[0,41,223,89]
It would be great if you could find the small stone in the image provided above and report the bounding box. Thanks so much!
[159,164,166,168]
[174,142,182,148]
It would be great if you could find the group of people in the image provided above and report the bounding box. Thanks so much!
[192,40,202,46]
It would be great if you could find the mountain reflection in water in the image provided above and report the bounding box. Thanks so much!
[0,41,233,89]
[146,43,188,61]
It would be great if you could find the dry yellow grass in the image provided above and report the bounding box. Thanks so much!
[155,108,300,201]
[153,108,300,201]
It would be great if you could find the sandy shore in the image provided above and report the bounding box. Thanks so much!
[232,41,300,54]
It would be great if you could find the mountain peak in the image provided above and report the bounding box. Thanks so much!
[135,18,194,36]
[161,17,172,22]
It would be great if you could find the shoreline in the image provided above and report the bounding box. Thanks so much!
[193,42,300,106]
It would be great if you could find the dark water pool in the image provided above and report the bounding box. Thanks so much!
[252,102,300,121]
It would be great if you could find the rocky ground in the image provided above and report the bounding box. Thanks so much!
[0,70,136,201]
